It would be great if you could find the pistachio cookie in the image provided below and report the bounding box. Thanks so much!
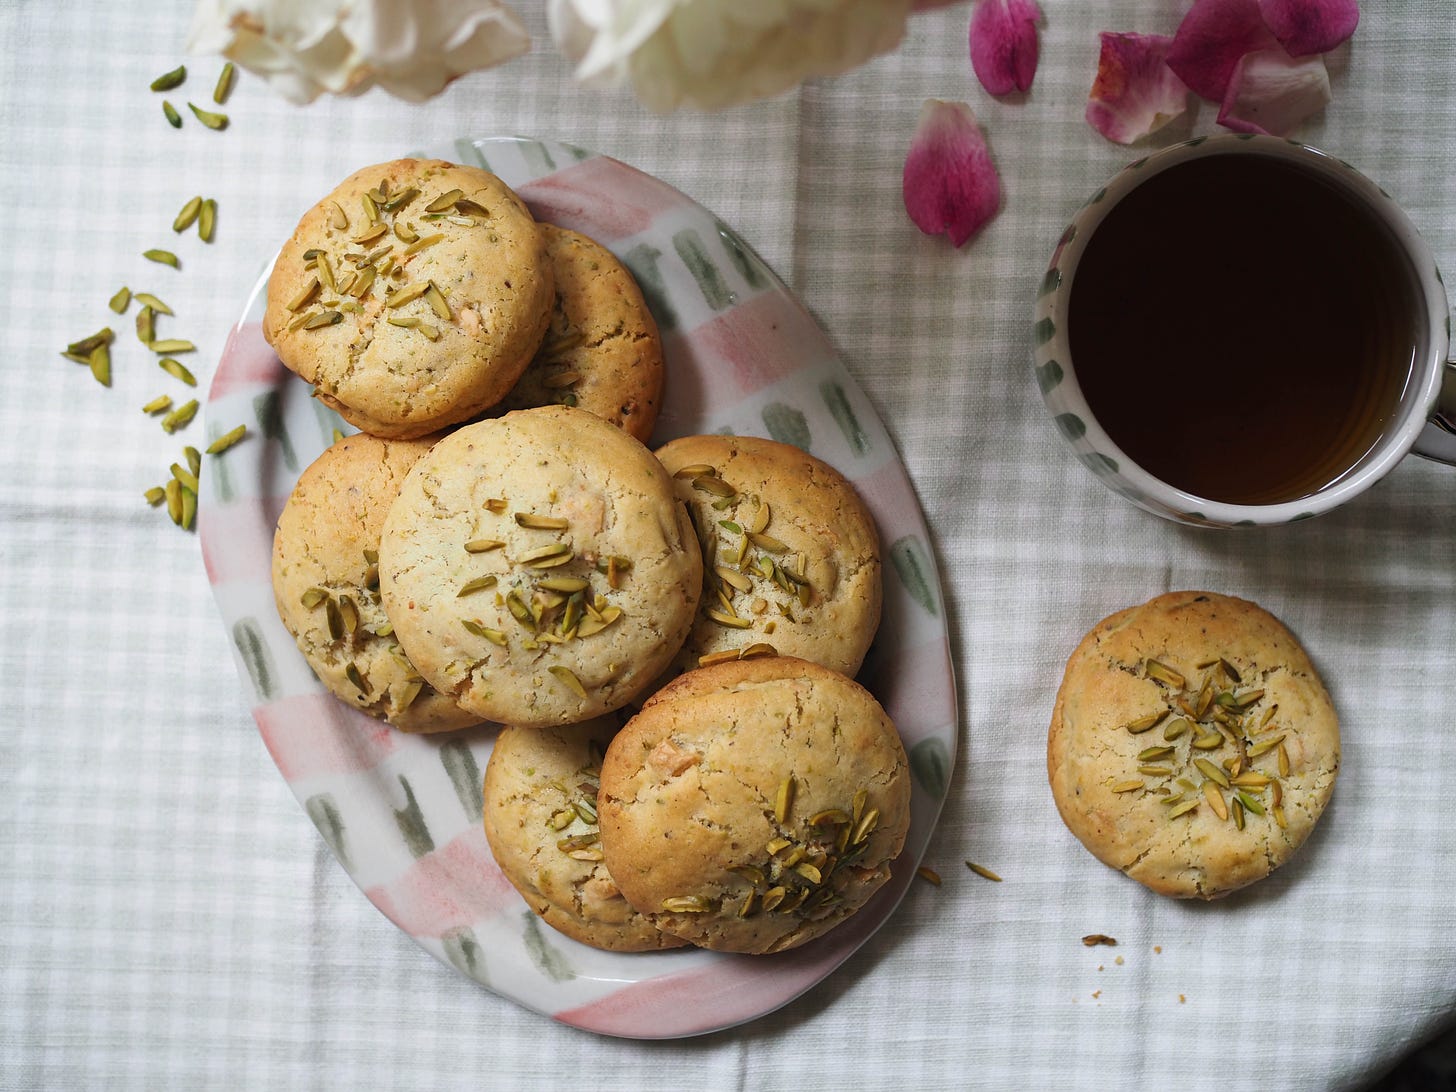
[271,433,479,733]
[492,225,663,443]
[655,435,881,678]
[378,406,702,729]
[597,656,910,955]
[1047,591,1340,900]
[483,715,686,952]
[263,159,554,439]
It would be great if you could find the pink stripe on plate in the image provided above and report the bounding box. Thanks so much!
[859,635,954,744]
[848,460,934,538]
[516,157,692,242]
[659,292,833,423]
[366,826,518,939]
[201,496,284,586]
[256,693,400,781]
[209,321,287,400]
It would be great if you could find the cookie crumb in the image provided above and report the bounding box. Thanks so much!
[1091,990,1101,999]
[1115,956,1124,965]
[1154,945,1162,954]
[1179,994,1186,1004]
[1082,934,1117,947]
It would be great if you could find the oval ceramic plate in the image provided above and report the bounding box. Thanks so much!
[201,136,956,1038]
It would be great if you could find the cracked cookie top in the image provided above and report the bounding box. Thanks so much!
[597,656,910,955]
[483,715,686,952]
[1047,591,1340,900]
[655,434,882,680]
[270,433,480,733]
[491,225,664,443]
[378,406,702,728]
[263,158,554,439]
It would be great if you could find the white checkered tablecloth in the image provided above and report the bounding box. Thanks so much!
[3,1,1455,1088]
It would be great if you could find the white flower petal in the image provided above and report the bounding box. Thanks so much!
[188,0,529,104]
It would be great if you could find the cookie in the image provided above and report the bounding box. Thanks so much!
[655,435,881,678]
[492,225,663,443]
[597,656,910,954]
[271,433,479,733]
[263,159,554,439]
[1047,591,1340,899]
[483,715,686,952]
[378,406,703,728]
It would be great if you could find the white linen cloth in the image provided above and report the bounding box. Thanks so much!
[2,1,1453,1087]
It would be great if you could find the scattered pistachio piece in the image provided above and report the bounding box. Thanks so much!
[143,486,166,506]
[67,328,114,357]
[150,65,186,91]
[173,196,203,233]
[133,292,173,316]
[171,462,199,494]
[198,199,217,243]
[916,866,942,887]
[205,425,247,455]
[184,446,202,477]
[162,100,182,128]
[160,399,199,434]
[165,479,182,524]
[212,62,235,104]
[136,306,156,346]
[141,395,172,415]
[108,287,131,314]
[159,358,197,385]
[187,102,229,130]
[88,344,111,387]
[143,249,180,269]
[965,861,1003,882]
[149,339,196,354]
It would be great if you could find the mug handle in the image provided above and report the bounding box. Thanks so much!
[1412,357,1456,465]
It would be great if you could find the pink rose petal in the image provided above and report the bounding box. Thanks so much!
[1258,0,1359,56]
[903,100,1001,247]
[1217,47,1331,134]
[1085,32,1191,144]
[969,0,1043,95]
[1166,0,1279,102]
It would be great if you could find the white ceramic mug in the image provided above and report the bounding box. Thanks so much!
[1033,133,1456,528]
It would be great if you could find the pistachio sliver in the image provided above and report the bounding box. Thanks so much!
[162,101,182,128]
[173,196,203,232]
[205,425,248,455]
[150,65,187,91]
[143,249,180,268]
[187,102,229,130]
[212,62,235,104]
[159,357,197,385]
[141,395,173,415]
[88,344,111,387]
[133,292,173,316]
[108,287,132,314]
[149,339,196,354]
[198,199,217,243]
[548,665,588,699]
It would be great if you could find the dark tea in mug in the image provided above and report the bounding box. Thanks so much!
[1067,153,1420,506]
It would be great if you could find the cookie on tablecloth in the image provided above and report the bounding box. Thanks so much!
[598,656,910,954]
[263,158,553,439]
[493,225,663,442]
[1047,590,1340,900]
[655,434,881,678]
[271,433,479,733]
[378,406,702,728]
[483,715,686,952]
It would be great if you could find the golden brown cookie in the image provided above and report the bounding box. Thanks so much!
[492,225,663,442]
[1047,591,1340,899]
[483,715,686,952]
[271,433,479,733]
[263,159,554,438]
[378,406,702,729]
[655,434,881,679]
[598,656,910,954]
